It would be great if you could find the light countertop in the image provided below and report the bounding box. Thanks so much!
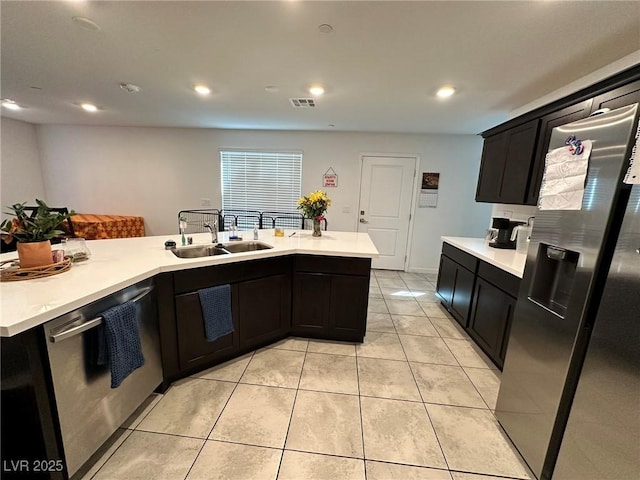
[441,236,527,278]
[0,230,378,337]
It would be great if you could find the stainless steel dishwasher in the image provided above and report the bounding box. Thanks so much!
[43,277,162,478]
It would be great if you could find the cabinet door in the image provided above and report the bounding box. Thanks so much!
[526,100,593,205]
[468,278,515,369]
[292,273,331,334]
[590,79,640,113]
[237,274,290,350]
[436,255,456,306]
[175,287,239,371]
[500,120,540,204]
[475,133,507,202]
[450,264,475,328]
[329,274,369,341]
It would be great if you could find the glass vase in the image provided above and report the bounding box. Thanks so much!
[312,218,322,237]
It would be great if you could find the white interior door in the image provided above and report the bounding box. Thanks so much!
[358,155,416,270]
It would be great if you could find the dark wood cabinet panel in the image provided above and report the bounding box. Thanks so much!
[175,287,240,371]
[590,79,640,113]
[436,255,455,305]
[292,273,331,333]
[237,273,290,350]
[468,274,517,369]
[476,120,539,204]
[329,274,369,338]
[292,258,370,342]
[476,134,508,202]
[525,100,593,205]
[450,265,475,327]
[436,247,477,329]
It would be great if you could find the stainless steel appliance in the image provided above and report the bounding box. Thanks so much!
[552,184,640,480]
[489,217,525,249]
[43,278,162,477]
[495,103,639,480]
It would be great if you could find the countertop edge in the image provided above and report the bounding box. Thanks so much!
[1,233,378,337]
[441,236,526,278]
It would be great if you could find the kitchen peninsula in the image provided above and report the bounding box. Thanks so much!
[0,230,377,479]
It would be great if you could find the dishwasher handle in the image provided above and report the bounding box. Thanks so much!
[49,286,154,343]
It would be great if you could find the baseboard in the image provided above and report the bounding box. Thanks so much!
[406,267,439,275]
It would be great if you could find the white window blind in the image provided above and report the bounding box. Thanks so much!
[220,150,302,213]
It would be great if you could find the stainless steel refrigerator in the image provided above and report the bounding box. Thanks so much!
[495,103,640,480]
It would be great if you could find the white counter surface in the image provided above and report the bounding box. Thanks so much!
[441,236,527,279]
[0,230,378,337]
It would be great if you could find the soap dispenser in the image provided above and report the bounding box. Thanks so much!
[230,219,238,240]
[253,223,259,240]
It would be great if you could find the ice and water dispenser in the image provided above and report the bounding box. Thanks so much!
[529,243,580,318]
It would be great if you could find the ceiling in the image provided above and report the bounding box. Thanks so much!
[2,1,639,134]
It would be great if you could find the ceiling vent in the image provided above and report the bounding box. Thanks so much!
[290,98,316,108]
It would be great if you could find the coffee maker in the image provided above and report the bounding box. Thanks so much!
[489,217,526,249]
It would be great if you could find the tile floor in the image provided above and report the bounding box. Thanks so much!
[81,270,533,480]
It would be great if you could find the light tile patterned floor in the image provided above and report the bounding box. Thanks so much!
[82,270,533,480]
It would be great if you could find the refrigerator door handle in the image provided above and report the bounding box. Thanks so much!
[589,108,611,117]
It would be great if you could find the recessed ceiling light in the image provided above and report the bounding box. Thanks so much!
[80,103,98,112]
[2,99,21,111]
[309,86,325,96]
[194,85,211,95]
[436,85,456,99]
[318,24,334,33]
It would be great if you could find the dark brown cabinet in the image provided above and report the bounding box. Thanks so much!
[476,67,640,206]
[175,287,240,371]
[436,244,478,328]
[292,255,371,342]
[237,273,290,350]
[467,261,520,369]
[158,254,371,383]
[476,119,540,204]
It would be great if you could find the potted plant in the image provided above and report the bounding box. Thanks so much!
[297,190,331,237]
[1,200,75,268]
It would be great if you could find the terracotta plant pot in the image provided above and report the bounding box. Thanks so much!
[17,240,53,268]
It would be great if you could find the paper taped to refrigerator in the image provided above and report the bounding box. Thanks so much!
[538,140,592,210]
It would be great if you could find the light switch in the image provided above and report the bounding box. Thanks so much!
[201,198,211,207]
[342,206,351,213]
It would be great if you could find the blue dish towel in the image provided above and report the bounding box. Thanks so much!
[97,301,145,388]
[198,284,233,342]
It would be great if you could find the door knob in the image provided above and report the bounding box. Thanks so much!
[360,218,368,224]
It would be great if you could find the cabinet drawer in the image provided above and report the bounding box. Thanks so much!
[478,261,520,298]
[295,255,371,276]
[442,243,478,273]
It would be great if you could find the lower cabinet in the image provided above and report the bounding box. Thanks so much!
[436,244,478,328]
[468,278,516,369]
[292,255,371,342]
[175,287,240,372]
[158,254,371,383]
[437,242,521,370]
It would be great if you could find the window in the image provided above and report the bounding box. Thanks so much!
[220,150,302,226]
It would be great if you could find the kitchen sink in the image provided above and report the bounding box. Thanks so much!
[171,241,273,258]
[171,245,229,258]
[219,241,273,253]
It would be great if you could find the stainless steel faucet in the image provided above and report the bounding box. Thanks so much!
[203,221,218,243]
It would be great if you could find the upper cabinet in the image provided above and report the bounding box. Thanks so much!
[476,67,640,206]
[476,119,540,204]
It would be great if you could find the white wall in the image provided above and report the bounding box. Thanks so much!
[35,125,490,271]
[0,118,46,221]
